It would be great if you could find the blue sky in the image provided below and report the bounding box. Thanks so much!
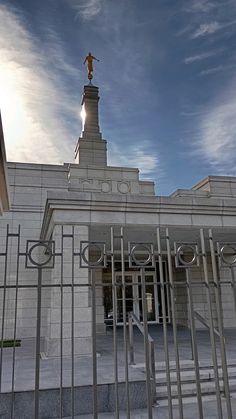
[1,0,236,195]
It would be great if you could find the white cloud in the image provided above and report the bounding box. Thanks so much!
[191,19,236,38]
[187,0,216,13]
[200,63,236,75]
[0,5,80,164]
[108,143,161,179]
[176,24,193,37]
[67,0,103,20]
[191,21,221,38]
[185,0,234,14]
[185,50,220,64]
[196,80,236,171]
[184,0,235,14]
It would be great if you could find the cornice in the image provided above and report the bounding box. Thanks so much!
[40,191,236,239]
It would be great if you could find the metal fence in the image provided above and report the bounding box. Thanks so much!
[0,225,236,418]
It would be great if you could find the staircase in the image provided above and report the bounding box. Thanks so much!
[132,359,236,406]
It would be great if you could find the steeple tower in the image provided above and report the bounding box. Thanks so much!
[75,84,107,166]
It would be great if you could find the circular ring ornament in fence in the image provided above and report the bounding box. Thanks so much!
[176,244,198,268]
[220,244,236,266]
[129,242,154,267]
[80,241,106,268]
[26,241,55,269]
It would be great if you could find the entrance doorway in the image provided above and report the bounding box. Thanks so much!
[104,271,171,325]
[115,272,158,324]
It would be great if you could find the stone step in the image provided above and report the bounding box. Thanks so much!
[157,392,236,408]
[132,359,196,370]
[155,366,236,385]
[165,358,236,371]
[132,358,236,374]
[131,359,236,401]
[156,378,236,399]
[132,358,236,372]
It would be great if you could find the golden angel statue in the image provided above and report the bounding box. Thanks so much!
[83,52,100,81]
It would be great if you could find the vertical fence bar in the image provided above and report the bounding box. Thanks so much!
[185,268,203,418]
[0,224,9,393]
[71,227,75,419]
[35,267,42,419]
[230,266,236,320]
[149,340,156,401]
[91,269,98,418]
[120,227,130,418]
[209,229,232,418]
[60,226,64,419]
[128,313,134,365]
[140,267,153,419]
[10,225,21,419]
[166,228,184,419]
[200,229,223,418]
[111,227,119,418]
[156,228,173,419]
[166,269,171,325]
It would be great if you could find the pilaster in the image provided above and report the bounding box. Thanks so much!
[45,225,92,357]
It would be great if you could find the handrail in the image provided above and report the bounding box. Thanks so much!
[128,312,157,402]
[194,310,221,339]
[129,312,155,344]
[190,311,225,360]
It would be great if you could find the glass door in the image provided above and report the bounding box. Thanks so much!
[114,272,159,324]
[115,273,135,324]
[136,273,159,323]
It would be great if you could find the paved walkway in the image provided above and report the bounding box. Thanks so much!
[61,397,236,418]
[1,326,236,391]
[1,326,236,418]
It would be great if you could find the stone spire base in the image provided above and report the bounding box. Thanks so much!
[75,85,107,166]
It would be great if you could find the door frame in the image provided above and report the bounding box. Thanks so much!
[115,271,159,325]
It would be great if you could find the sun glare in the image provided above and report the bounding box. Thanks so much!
[80,104,86,130]
[0,63,28,148]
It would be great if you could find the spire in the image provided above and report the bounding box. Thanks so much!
[82,85,101,138]
[75,84,107,166]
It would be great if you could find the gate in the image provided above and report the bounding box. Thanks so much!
[0,225,236,418]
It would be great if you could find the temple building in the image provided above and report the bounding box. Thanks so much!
[0,82,236,358]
